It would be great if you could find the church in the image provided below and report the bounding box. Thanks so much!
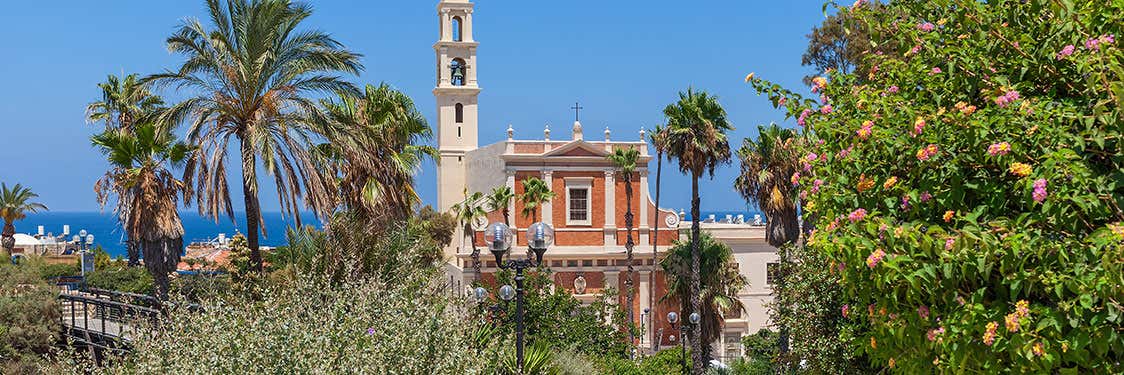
[431,0,778,360]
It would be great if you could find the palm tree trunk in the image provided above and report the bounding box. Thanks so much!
[689,172,704,375]
[1,221,14,260]
[624,173,636,347]
[469,223,481,281]
[503,208,510,227]
[650,152,663,349]
[126,234,140,267]
[240,139,264,274]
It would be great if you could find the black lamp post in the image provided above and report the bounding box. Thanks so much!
[481,221,553,372]
[668,311,700,374]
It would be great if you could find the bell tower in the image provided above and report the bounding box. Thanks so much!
[435,0,480,212]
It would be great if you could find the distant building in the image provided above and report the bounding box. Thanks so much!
[431,0,779,358]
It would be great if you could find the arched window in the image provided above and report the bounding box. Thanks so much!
[455,103,464,123]
[450,58,466,86]
[452,16,463,42]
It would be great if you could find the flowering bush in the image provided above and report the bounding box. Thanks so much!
[749,0,1124,372]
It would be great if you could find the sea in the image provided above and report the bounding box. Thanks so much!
[18,209,761,259]
[20,211,322,258]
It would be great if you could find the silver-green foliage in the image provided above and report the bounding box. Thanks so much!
[70,274,487,374]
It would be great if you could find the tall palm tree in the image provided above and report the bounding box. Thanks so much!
[0,184,47,259]
[607,146,640,345]
[87,73,167,266]
[86,73,165,133]
[485,185,514,226]
[452,190,487,281]
[313,83,437,226]
[147,0,362,273]
[92,123,193,298]
[660,232,747,363]
[663,88,733,374]
[734,124,801,248]
[647,124,670,347]
[518,176,555,222]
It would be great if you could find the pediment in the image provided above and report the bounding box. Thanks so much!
[542,140,609,158]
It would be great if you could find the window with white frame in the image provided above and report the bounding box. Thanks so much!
[566,178,592,225]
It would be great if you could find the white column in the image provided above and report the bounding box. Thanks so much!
[465,10,474,42]
[604,169,616,245]
[639,169,650,245]
[542,170,553,225]
[506,170,516,227]
[638,270,652,347]
[468,47,478,86]
[441,10,451,41]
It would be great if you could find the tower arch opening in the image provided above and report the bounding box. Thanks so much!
[452,16,463,42]
[455,103,464,123]
[450,58,467,86]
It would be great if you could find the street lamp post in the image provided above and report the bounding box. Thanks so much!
[668,311,700,374]
[482,221,553,372]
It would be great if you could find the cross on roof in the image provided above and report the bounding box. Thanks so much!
[571,101,584,122]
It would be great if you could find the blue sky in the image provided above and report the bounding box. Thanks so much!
[0,1,825,213]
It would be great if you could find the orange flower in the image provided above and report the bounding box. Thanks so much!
[883,176,899,190]
[1032,342,1045,357]
[870,336,877,349]
[943,210,955,222]
[744,72,755,82]
[857,174,875,192]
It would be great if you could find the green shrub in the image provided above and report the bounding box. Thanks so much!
[38,261,80,279]
[551,348,600,375]
[84,266,154,295]
[64,274,487,373]
[749,0,1124,372]
[599,347,688,375]
[0,264,59,367]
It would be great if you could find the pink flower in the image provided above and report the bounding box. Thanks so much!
[811,179,824,193]
[802,161,812,172]
[821,104,834,114]
[945,237,955,250]
[777,97,787,106]
[920,191,932,202]
[842,304,851,317]
[918,305,930,319]
[820,94,830,104]
[837,146,853,158]
[1033,178,1048,203]
[866,248,886,268]
[888,85,899,93]
[1103,34,1117,45]
[930,67,942,75]
[918,22,935,32]
[791,172,801,187]
[927,326,945,342]
[1086,37,1101,50]
[901,195,910,210]
[1056,44,1076,59]
[806,152,819,162]
[987,142,1011,156]
[912,117,926,137]
[994,90,1020,108]
[909,45,922,55]
[848,208,867,222]
[852,0,865,9]
[797,109,812,127]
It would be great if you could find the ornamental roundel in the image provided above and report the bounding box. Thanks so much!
[664,214,680,228]
[573,275,588,294]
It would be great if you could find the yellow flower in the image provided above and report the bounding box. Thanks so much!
[888,358,896,368]
[1062,342,1068,353]
[1009,162,1033,177]
[870,336,877,349]
[883,176,899,190]
[805,201,816,211]
[1032,342,1045,356]
[812,76,828,89]
[1005,313,1021,332]
[943,210,955,223]
[744,72,755,82]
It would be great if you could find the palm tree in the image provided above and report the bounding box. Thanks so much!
[485,186,515,226]
[147,0,362,273]
[647,124,670,346]
[734,124,801,248]
[0,184,48,259]
[607,146,640,344]
[86,73,165,133]
[518,176,555,261]
[518,176,555,222]
[92,123,193,298]
[663,88,734,374]
[313,83,437,226]
[87,73,167,266]
[660,232,747,363]
[452,190,487,281]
